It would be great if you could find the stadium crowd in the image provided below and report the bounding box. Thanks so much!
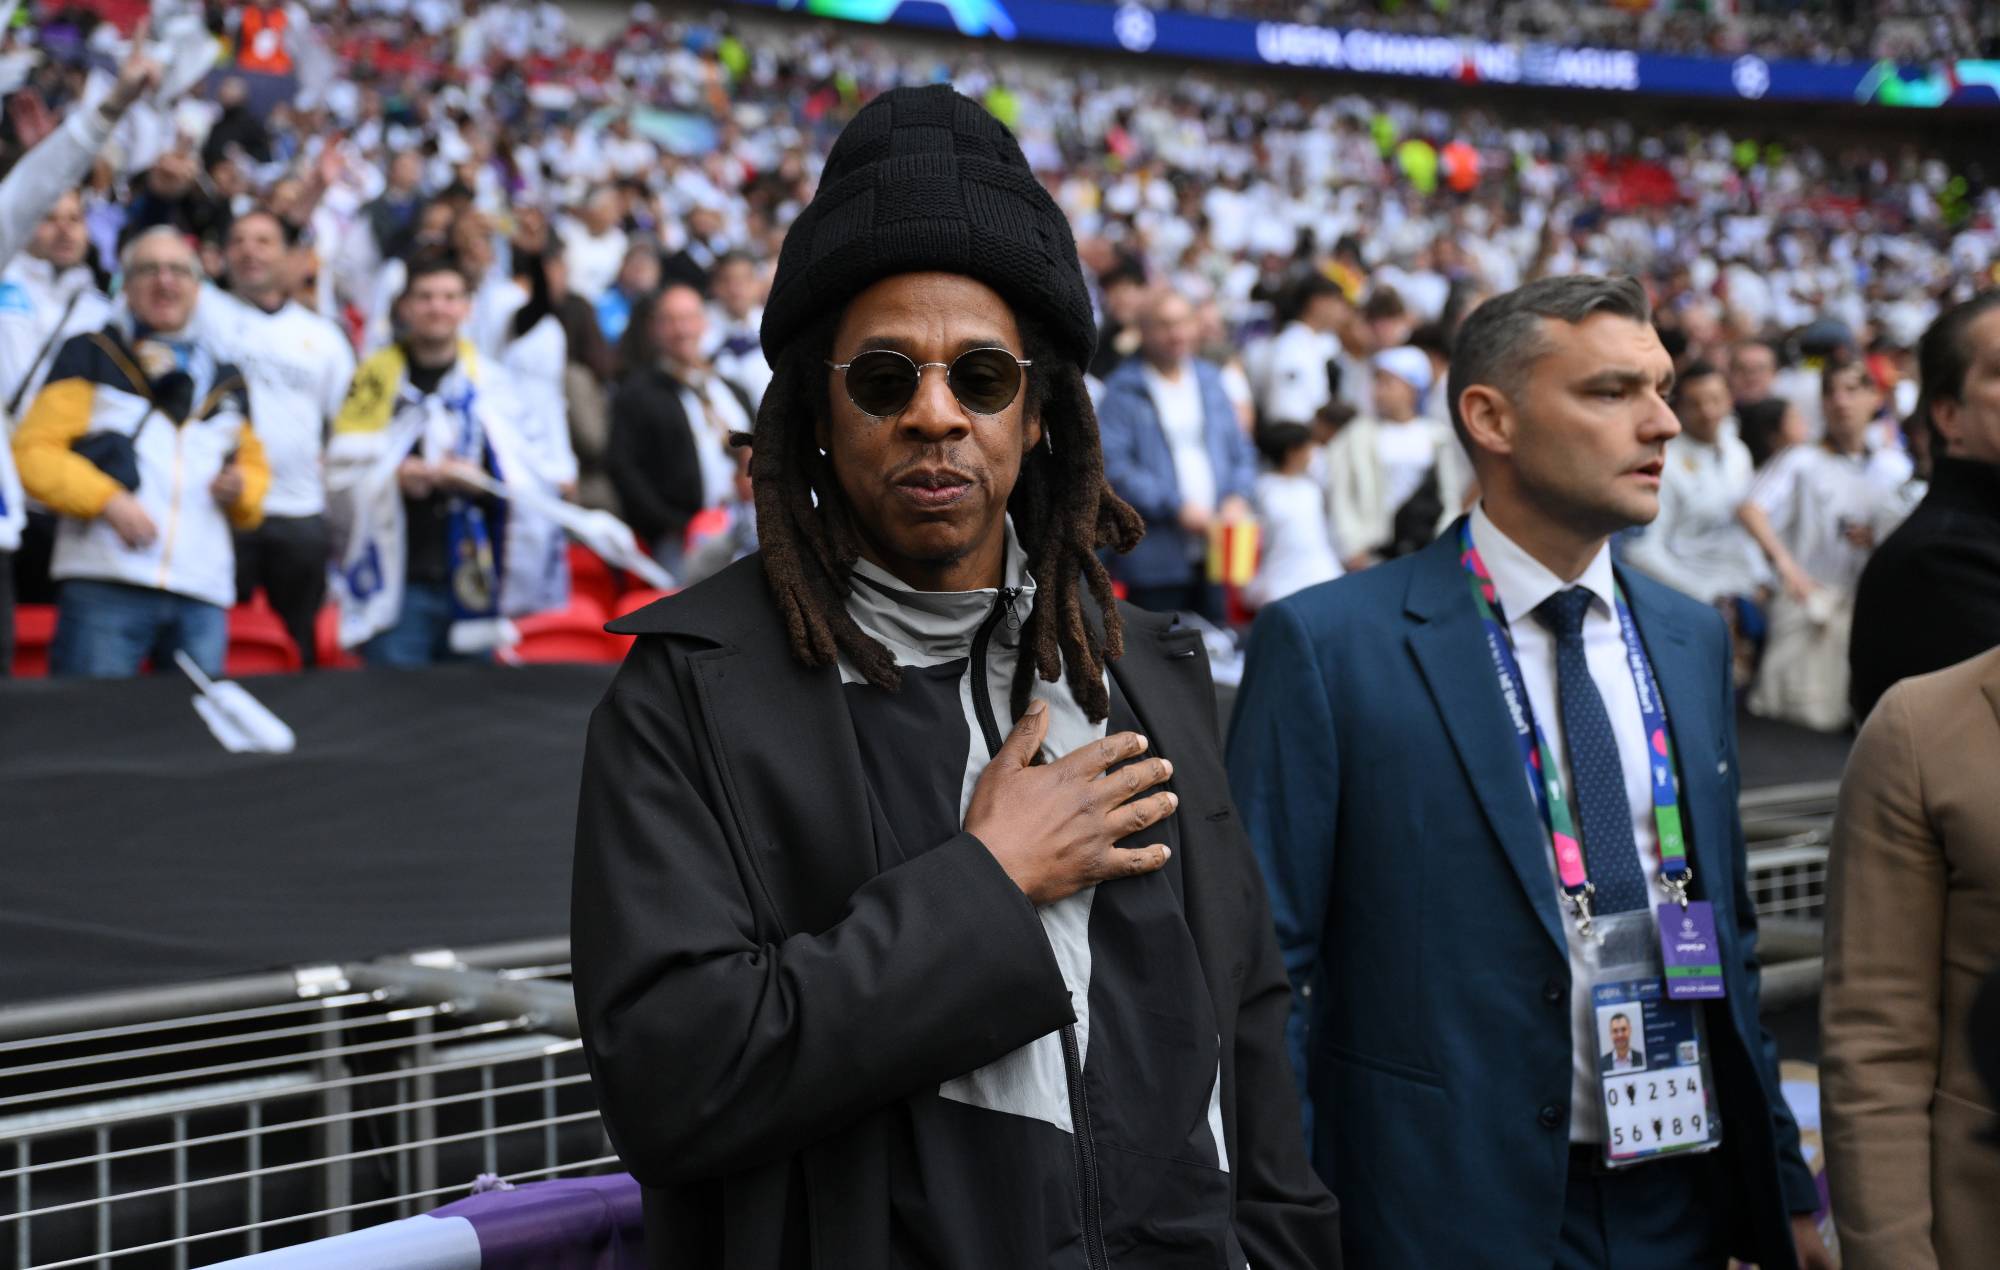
[0,0,1994,734]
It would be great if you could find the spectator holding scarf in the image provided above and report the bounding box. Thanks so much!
[325,255,554,666]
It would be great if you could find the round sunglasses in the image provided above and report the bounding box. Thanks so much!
[826,347,1033,419]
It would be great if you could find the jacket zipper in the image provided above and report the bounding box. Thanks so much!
[155,426,185,589]
[969,584,1108,1270]
[968,584,1021,754]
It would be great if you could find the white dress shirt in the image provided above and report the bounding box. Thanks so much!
[1469,504,1664,1144]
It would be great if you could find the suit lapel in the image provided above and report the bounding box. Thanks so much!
[686,640,878,940]
[1613,569,1729,901]
[1405,530,1568,954]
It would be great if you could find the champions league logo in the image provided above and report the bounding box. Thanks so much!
[1113,3,1156,53]
[1733,55,1771,99]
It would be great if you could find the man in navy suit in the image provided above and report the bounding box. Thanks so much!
[1228,276,1832,1269]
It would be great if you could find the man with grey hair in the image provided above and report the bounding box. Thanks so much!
[12,227,268,677]
[1228,275,1830,1268]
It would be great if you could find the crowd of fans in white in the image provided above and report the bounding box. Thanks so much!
[0,0,1991,734]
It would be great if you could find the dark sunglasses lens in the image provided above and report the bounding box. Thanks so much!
[949,348,1024,414]
[845,352,918,416]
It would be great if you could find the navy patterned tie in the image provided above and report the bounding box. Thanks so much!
[1534,588,1648,915]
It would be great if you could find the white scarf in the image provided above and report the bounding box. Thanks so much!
[326,354,558,650]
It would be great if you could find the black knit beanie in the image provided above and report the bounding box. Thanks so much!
[760,85,1096,373]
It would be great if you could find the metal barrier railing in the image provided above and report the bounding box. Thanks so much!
[0,944,610,1270]
[1742,780,1836,931]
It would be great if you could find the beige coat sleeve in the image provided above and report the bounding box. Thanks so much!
[1820,685,1947,1270]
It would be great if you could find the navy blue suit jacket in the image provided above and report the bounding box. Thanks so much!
[1226,523,1818,1267]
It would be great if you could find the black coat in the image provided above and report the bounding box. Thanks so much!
[605,369,750,550]
[1850,456,2000,720]
[571,556,1340,1269]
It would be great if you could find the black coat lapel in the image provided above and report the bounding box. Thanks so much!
[612,558,879,938]
[1103,603,1247,998]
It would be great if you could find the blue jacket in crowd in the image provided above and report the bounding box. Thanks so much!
[1096,357,1257,588]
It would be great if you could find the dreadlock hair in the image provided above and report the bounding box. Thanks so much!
[746,313,1143,723]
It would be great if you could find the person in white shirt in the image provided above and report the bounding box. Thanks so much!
[561,186,628,305]
[1245,421,1341,610]
[1740,360,1886,730]
[0,36,165,670]
[599,114,659,180]
[1259,273,1346,428]
[1322,345,1469,569]
[454,209,579,498]
[1623,360,1763,607]
[0,189,114,418]
[703,251,771,411]
[194,208,357,666]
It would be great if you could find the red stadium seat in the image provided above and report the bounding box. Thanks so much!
[567,542,619,611]
[226,598,303,676]
[684,506,732,555]
[11,603,56,678]
[505,596,622,664]
[314,605,362,670]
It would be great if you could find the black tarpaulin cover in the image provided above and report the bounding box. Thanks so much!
[0,664,613,1005]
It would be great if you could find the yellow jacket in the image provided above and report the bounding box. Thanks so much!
[13,327,267,608]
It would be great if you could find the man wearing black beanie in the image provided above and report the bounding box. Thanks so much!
[572,85,1339,1268]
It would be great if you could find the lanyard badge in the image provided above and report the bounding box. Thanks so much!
[1591,915,1724,1168]
[1458,525,1723,1001]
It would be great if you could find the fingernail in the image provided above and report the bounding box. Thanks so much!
[1161,759,1174,777]
[1136,735,1149,751]
[1160,846,1172,859]
[1028,700,1046,716]
[1167,792,1179,809]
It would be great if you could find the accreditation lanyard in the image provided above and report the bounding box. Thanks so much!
[1457,521,1692,937]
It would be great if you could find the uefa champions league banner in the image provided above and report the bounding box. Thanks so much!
[737,0,2000,108]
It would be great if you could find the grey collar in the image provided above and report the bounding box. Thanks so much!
[846,518,1035,665]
